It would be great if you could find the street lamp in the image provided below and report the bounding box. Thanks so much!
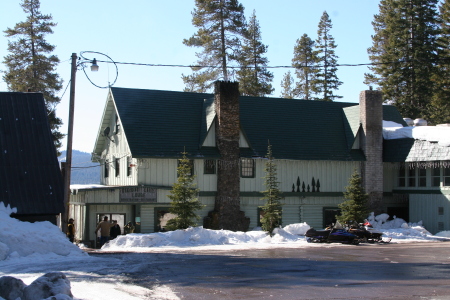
[62,51,117,233]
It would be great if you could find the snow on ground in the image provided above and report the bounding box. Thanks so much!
[1,201,450,300]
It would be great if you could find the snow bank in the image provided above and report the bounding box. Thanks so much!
[102,225,306,251]
[0,202,87,261]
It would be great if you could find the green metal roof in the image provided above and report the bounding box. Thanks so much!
[109,87,406,161]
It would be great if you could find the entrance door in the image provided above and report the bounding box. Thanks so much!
[96,213,126,235]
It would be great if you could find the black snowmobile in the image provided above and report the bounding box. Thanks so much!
[347,221,391,243]
[305,222,359,245]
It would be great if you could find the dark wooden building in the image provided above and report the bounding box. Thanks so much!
[0,92,64,223]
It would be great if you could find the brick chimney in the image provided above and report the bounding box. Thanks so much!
[359,90,383,214]
[203,81,249,231]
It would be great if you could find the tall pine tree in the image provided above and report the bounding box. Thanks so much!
[3,0,64,152]
[166,152,205,231]
[292,33,319,100]
[315,11,342,101]
[260,144,283,236]
[337,170,369,225]
[236,10,274,97]
[182,0,246,93]
[365,0,439,120]
[429,0,450,124]
[280,71,295,99]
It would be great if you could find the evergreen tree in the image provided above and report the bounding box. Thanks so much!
[260,144,283,236]
[337,170,369,225]
[365,0,439,120]
[429,0,450,124]
[3,0,64,152]
[182,0,246,93]
[315,11,342,101]
[166,152,205,231]
[236,10,274,96]
[280,71,295,99]
[292,33,319,100]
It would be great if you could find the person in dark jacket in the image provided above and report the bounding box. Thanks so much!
[110,221,121,239]
[67,218,75,243]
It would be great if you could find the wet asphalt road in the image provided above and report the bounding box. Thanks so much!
[90,242,450,300]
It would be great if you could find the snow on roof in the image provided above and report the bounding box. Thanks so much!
[383,121,450,147]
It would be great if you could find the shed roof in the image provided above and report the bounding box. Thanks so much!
[0,92,64,215]
[107,87,405,161]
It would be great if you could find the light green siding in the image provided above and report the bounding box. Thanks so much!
[410,193,450,234]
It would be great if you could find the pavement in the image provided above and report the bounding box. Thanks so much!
[88,242,450,299]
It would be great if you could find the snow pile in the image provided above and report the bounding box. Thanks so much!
[0,202,87,261]
[366,212,436,241]
[103,223,311,251]
[382,121,450,146]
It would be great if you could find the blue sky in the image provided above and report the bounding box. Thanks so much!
[0,1,381,153]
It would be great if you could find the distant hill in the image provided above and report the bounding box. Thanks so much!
[59,150,101,184]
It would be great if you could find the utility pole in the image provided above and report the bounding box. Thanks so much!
[62,53,77,234]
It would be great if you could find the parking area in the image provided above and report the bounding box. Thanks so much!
[90,242,450,299]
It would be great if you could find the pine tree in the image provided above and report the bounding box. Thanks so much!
[365,0,439,120]
[260,144,283,236]
[182,0,246,93]
[280,71,295,99]
[166,152,205,231]
[315,11,342,101]
[236,10,274,97]
[3,0,64,153]
[337,170,369,225]
[292,33,319,100]
[429,0,450,124]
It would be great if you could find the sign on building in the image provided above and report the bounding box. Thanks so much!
[120,187,157,203]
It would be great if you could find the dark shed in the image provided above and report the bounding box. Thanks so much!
[0,92,64,223]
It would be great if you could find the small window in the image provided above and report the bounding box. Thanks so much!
[432,167,441,187]
[115,158,120,177]
[178,159,194,176]
[418,168,426,187]
[104,160,109,178]
[204,160,216,174]
[438,222,444,232]
[444,166,450,187]
[438,207,444,215]
[241,158,255,178]
[398,165,406,187]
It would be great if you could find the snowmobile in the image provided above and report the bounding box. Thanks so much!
[305,222,360,245]
[347,221,391,243]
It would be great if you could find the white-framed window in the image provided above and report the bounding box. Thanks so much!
[204,160,216,174]
[240,158,255,178]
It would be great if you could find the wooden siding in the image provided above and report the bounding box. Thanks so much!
[410,194,450,234]
[242,160,360,193]
[137,158,218,191]
[99,106,137,186]
[68,204,85,242]
[137,158,359,193]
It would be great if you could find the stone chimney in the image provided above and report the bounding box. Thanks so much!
[203,81,249,231]
[359,90,384,214]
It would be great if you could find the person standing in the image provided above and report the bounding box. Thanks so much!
[95,216,116,247]
[124,221,135,234]
[67,218,75,243]
[110,221,121,239]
